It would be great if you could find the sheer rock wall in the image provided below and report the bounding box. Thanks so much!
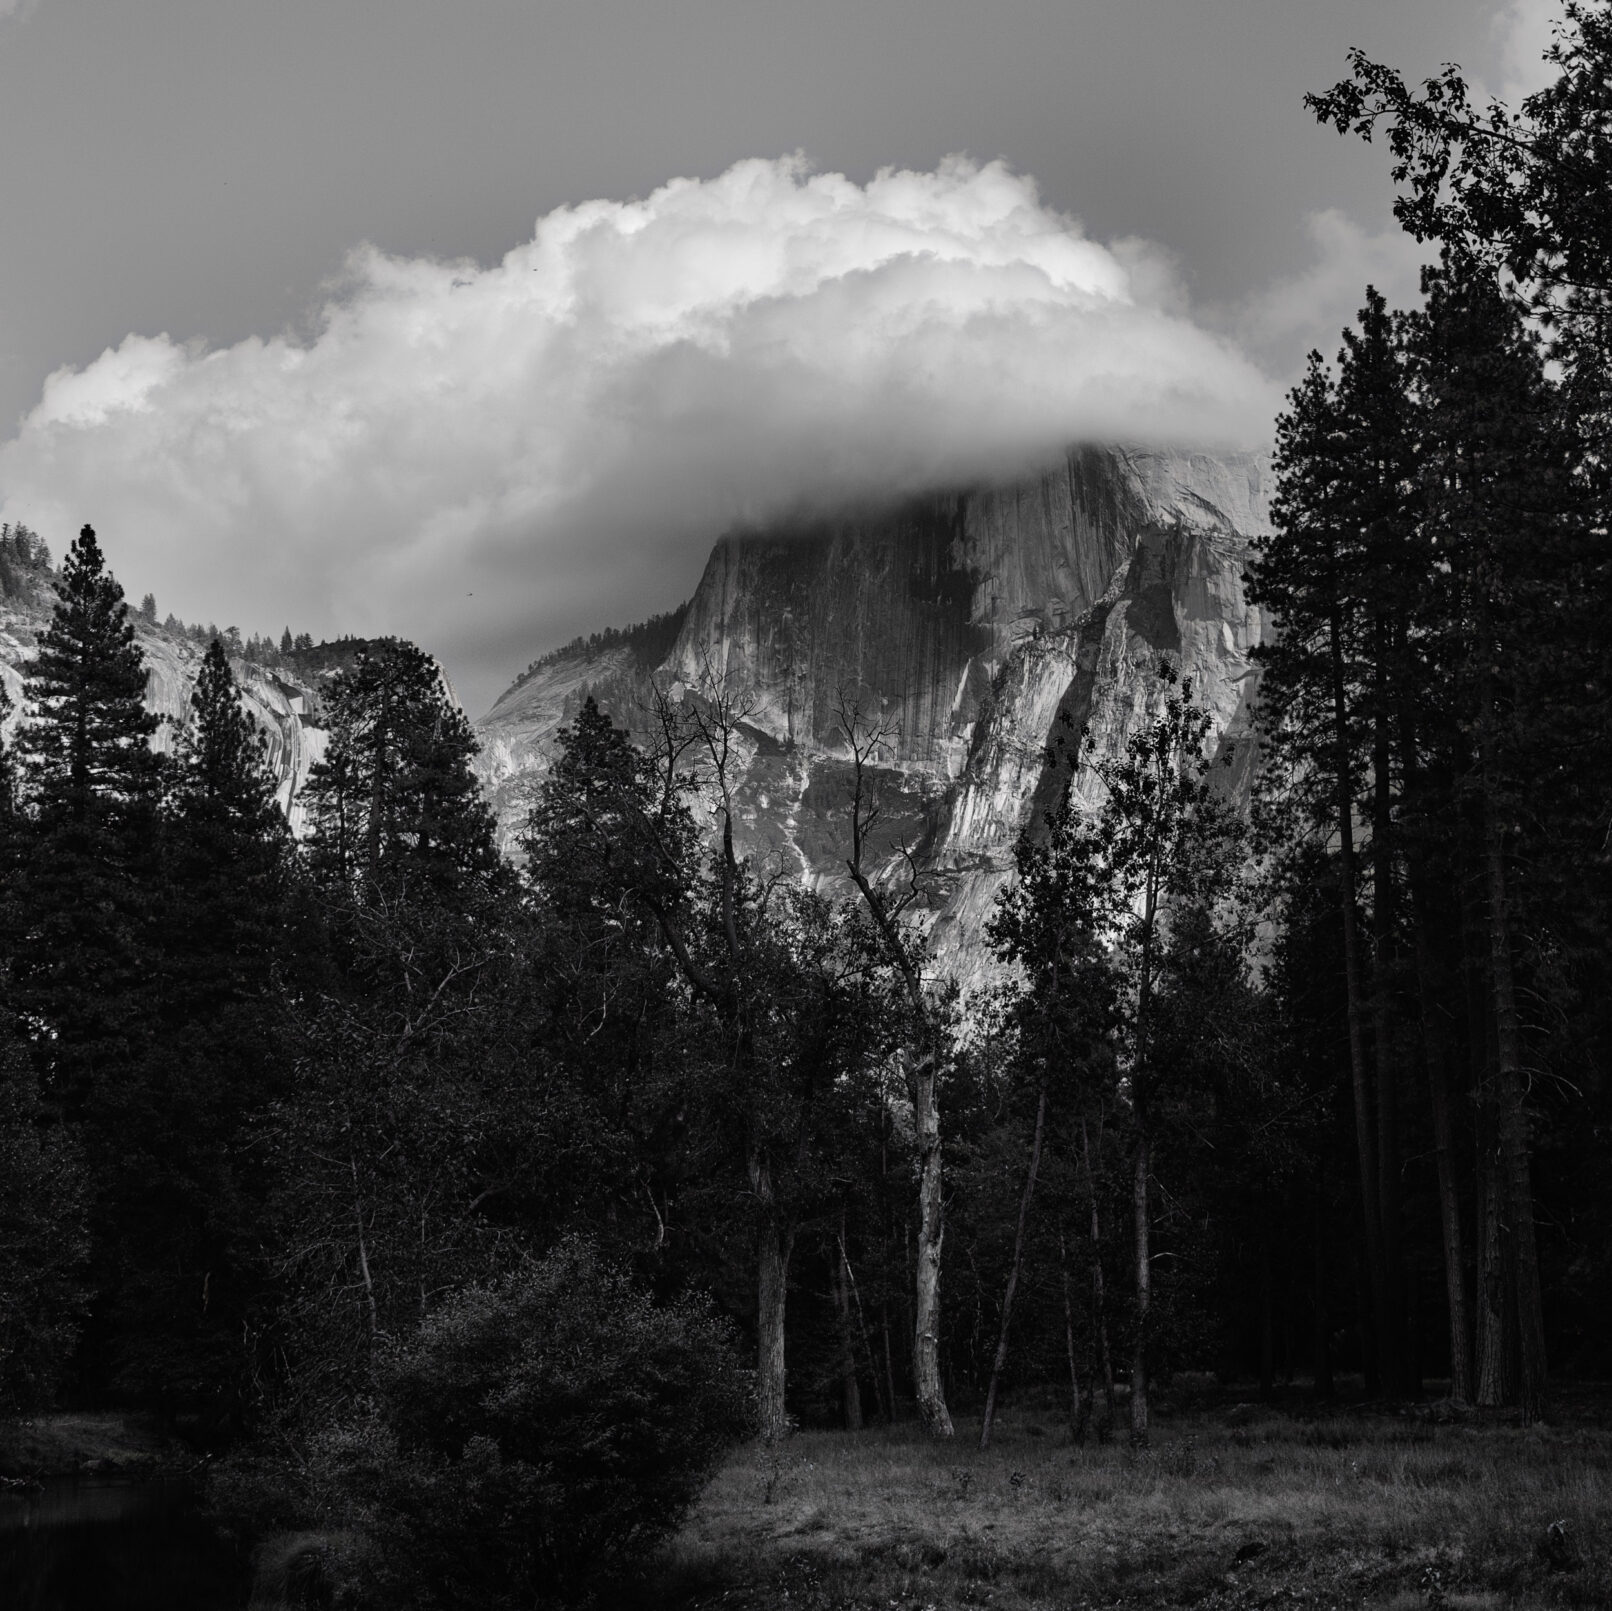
[474,443,1270,983]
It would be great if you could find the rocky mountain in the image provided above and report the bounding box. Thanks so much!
[3,444,1270,984]
[0,562,334,836]
[474,443,1271,983]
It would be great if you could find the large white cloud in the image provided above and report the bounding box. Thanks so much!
[0,155,1277,714]
[1226,208,1432,379]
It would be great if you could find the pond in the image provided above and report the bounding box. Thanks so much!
[0,1478,247,1611]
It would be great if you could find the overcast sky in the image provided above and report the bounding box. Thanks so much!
[0,0,1563,716]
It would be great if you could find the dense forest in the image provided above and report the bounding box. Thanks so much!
[1,6,1610,1607]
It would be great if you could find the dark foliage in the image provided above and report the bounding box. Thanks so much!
[221,1240,751,1610]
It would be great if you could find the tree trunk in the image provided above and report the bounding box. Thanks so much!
[1475,1133,1514,1408]
[1060,1230,1088,1444]
[1370,651,1405,1395]
[1259,1221,1276,1401]
[1082,1116,1117,1429]
[752,1147,795,1444]
[1410,897,1473,1402]
[912,1053,954,1438]
[882,1306,898,1423]
[1480,773,1549,1422]
[1399,688,1473,1405]
[1425,1012,1473,1403]
[1312,1174,1333,1399]
[1330,608,1387,1395]
[1130,1108,1151,1447]
[980,1087,1046,1450]
[756,1215,794,1444]
[833,1217,864,1431]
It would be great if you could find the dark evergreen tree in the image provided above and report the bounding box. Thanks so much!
[303,638,501,904]
[1249,296,1428,1397]
[7,525,166,1398]
[1401,253,1590,1421]
[11,525,162,1120]
[102,640,296,1422]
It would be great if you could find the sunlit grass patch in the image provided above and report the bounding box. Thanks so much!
[658,1395,1612,1609]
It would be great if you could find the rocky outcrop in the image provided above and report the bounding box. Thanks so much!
[2,444,1268,984]
[473,443,1270,983]
[0,591,332,833]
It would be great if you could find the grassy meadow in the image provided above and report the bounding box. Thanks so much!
[651,1385,1612,1610]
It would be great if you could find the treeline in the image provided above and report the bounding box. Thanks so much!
[134,595,326,670]
[0,522,51,598]
[1,524,326,670]
[505,600,692,696]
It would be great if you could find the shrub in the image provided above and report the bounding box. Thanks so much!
[293,1239,753,1608]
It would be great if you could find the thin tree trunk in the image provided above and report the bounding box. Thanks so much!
[752,1149,794,1444]
[1475,1134,1514,1408]
[1312,1173,1333,1399]
[1399,692,1473,1404]
[1060,1230,1088,1444]
[756,1220,794,1444]
[912,1052,954,1438]
[1479,764,1549,1422]
[1425,1010,1473,1403]
[1409,875,1473,1402]
[1330,607,1387,1394]
[1130,1103,1151,1447]
[833,1215,864,1431]
[1371,647,1405,1395]
[350,1155,379,1371]
[980,1087,1046,1450]
[1081,1116,1117,1429]
[1259,1221,1276,1401]
[880,1107,900,1419]
[840,1232,885,1423]
[882,1306,898,1423]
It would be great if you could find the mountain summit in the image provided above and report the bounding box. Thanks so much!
[474,443,1270,981]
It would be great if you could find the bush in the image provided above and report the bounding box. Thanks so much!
[273,1239,753,1608]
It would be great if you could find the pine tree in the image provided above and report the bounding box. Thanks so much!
[303,638,501,903]
[17,525,160,831]
[5,526,169,1398]
[1089,667,1244,1445]
[0,679,16,830]
[94,639,297,1418]
[11,526,162,1121]
[1404,253,1587,1421]
[1249,307,1419,1396]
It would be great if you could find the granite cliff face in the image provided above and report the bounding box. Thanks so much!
[2,444,1268,983]
[0,575,331,834]
[475,444,1270,982]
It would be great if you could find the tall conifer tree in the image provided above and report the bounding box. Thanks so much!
[12,525,162,1120]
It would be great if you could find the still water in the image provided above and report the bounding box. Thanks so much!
[0,1479,247,1610]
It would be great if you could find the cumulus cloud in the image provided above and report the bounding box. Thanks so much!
[0,155,1276,714]
[1226,209,1431,380]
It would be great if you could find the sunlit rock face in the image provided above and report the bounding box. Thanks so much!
[474,443,1270,983]
[0,588,330,833]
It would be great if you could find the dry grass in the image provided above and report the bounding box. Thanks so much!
[650,1394,1612,1610]
[0,1410,183,1478]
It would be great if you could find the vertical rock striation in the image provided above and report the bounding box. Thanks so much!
[474,442,1270,982]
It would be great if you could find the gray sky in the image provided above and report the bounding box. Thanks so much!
[0,0,1562,715]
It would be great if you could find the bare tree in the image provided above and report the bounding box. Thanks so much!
[835,694,955,1439]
